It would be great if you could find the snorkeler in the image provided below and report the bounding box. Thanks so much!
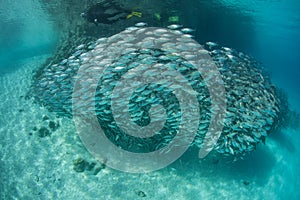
[81,1,142,25]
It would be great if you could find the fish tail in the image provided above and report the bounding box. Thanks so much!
[126,11,142,19]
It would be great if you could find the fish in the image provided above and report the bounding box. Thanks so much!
[180,28,195,33]
[135,22,147,27]
[167,24,182,30]
[206,42,218,48]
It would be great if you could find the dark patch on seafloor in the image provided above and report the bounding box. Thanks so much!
[135,190,147,198]
[49,121,60,131]
[30,115,60,138]
[38,127,51,138]
[73,157,105,175]
[243,180,250,186]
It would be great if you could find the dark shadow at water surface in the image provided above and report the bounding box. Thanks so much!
[178,0,256,53]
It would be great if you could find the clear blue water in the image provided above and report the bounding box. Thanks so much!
[0,0,299,199]
[0,0,57,74]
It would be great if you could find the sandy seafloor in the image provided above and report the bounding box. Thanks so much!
[0,55,299,200]
[1,0,300,199]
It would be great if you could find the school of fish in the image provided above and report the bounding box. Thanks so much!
[29,24,282,158]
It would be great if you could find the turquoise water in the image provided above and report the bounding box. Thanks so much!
[0,0,299,199]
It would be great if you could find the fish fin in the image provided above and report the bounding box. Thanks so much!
[127,11,142,19]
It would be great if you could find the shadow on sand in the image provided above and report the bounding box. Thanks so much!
[169,143,277,187]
